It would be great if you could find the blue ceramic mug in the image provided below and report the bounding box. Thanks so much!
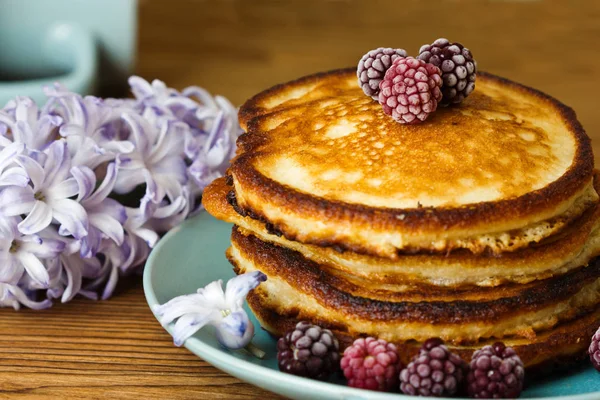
[0,0,137,106]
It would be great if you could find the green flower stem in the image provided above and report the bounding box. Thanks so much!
[245,341,266,359]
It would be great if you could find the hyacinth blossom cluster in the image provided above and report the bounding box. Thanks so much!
[0,77,242,309]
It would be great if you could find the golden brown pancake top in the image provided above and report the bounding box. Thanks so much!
[238,69,592,209]
[225,69,595,256]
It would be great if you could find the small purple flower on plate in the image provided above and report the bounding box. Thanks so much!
[153,271,267,350]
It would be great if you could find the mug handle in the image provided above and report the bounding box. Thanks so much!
[0,22,98,105]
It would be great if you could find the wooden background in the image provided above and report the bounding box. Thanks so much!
[1,0,600,398]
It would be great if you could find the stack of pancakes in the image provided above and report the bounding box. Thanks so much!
[203,68,600,370]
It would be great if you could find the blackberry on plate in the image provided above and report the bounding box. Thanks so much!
[378,57,443,124]
[357,47,407,100]
[467,342,525,398]
[400,338,468,397]
[341,337,403,392]
[276,321,340,380]
[417,38,476,106]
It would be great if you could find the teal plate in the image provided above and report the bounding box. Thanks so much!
[144,212,600,400]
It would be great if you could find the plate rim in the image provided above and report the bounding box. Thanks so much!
[143,212,600,400]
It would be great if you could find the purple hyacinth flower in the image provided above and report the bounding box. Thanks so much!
[152,271,267,348]
[0,140,88,238]
[0,216,65,288]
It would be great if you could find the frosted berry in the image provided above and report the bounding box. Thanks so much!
[400,338,468,397]
[341,337,403,392]
[378,57,442,124]
[590,326,600,371]
[467,342,525,398]
[277,321,340,380]
[418,38,477,105]
[357,47,407,100]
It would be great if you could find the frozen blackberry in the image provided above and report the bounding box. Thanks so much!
[589,326,600,371]
[467,342,525,398]
[277,321,340,380]
[357,47,407,99]
[341,337,403,392]
[400,338,468,397]
[378,57,442,124]
[418,38,476,106]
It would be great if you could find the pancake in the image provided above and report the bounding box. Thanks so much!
[204,175,600,287]
[230,69,596,258]
[248,288,600,371]
[229,228,600,346]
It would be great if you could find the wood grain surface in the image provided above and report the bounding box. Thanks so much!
[1,1,600,399]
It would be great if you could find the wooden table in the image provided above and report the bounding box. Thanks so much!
[1,1,600,398]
